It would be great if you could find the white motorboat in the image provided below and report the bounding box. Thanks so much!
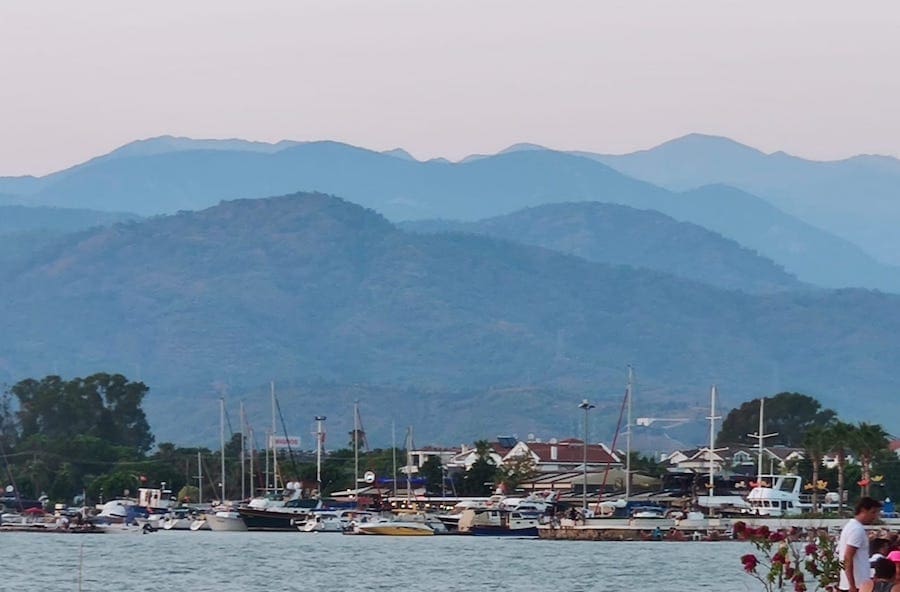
[294,512,343,533]
[162,508,195,530]
[93,522,148,535]
[746,474,808,517]
[204,510,247,531]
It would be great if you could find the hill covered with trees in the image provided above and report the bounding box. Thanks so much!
[1,192,899,442]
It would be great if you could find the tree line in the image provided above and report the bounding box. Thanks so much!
[0,374,519,504]
[716,391,896,511]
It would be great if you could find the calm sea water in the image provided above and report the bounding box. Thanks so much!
[5,531,761,591]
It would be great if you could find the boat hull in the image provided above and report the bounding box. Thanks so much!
[204,512,247,532]
[354,523,434,536]
[470,525,538,537]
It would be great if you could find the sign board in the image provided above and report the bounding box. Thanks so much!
[269,436,301,449]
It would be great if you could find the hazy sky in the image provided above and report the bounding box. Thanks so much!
[1,1,899,175]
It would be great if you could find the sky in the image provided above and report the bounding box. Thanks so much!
[1,0,899,176]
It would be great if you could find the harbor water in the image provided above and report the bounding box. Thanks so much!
[6,531,763,591]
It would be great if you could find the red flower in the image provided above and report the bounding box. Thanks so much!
[742,554,759,573]
[770,531,786,542]
[805,543,818,555]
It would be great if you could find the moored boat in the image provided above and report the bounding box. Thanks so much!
[353,517,435,536]
[204,509,247,532]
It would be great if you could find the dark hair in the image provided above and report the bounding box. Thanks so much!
[874,558,896,580]
[856,496,883,514]
[871,537,891,555]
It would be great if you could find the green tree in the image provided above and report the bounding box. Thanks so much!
[627,451,667,479]
[802,426,830,512]
[496,453,537,493]
[461,440,497,496]
[824,421,855,514]
[419,455,444,495]
[11,373,153,453]
[850,422,889,498]
[717,392,836,447]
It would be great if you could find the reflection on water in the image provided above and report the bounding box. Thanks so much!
[6,531,758,592]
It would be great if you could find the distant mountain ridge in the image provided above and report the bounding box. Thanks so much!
[4,135,900,291]
[2,192,900,441]
[584,133,900,267]
[401,202,803,294]
[0,204,138,234]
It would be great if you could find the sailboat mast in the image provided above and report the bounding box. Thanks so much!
[248,425,254,497]
[219,397,226,502]
[757,398,765,485]
[354,400,360,496]
[707,386,719,497]
[264,430,270,494]
[315,416,326,496]
[197,451,203,504]
[747,397,777,487]
[271,381,278,491]
[625,365,633,501]
[392,421,397,500]
[406,426,413,506]
[240,401,246,500]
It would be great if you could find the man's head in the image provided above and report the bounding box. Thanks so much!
[856,496,883,524]
[874,557,896,580]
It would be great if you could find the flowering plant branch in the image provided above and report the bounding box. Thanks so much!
[735,521,841,592]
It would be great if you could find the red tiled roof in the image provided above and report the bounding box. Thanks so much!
[525,442,618,464]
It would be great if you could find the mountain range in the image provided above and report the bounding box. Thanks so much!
[583,133,900,268]
[3,135,900,292]
[2,192,900,445]
[400,202,803,294]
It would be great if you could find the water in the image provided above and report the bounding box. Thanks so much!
[5,531,762,591]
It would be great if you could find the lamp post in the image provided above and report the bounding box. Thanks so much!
[578,399,596,513]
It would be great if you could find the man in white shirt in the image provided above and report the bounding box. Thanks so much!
[839,496,883,592]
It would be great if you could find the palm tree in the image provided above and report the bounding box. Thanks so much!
[850,422,889,497]
[803,426,829,512]
[824,421,855,514]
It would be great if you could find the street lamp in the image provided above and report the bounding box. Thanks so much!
[578,399,596,513]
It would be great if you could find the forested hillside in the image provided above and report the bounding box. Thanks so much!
[1,192,899,441]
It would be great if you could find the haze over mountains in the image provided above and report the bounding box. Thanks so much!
[3,135,900,293]
[585,133,900,268]
[2,134,900,445]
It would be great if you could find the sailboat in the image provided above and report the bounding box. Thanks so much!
[204,398,247,532]
[238,385,320,530]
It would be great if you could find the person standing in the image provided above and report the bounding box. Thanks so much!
[840,497,883,592]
